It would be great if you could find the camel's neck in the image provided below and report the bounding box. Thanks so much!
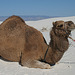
[45,29,69,64]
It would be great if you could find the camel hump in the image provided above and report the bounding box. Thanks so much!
[0,15,26,31]
[1,15,26,25]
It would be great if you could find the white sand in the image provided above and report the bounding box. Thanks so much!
[0,16,75,75]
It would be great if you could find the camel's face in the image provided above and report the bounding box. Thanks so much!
[65,21,75,31]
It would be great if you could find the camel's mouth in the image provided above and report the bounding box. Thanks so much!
[67,25,75,31]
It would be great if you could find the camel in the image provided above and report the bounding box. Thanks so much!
[0,15,75,69]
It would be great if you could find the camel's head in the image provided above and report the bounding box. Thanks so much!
[53,20,75,31]
[52,20,75,37]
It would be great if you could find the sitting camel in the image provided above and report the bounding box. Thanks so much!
[0,15,75,69]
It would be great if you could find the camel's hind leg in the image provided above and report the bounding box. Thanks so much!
[21,59,51,69]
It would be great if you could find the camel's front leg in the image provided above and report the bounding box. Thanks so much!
[21,59,51,69]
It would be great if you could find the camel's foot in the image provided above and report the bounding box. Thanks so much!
[56,62,59,64]
[21,60,51,69]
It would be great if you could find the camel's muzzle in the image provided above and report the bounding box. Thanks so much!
[67,24,75,31]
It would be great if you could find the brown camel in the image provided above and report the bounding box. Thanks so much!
[0,15,75,69]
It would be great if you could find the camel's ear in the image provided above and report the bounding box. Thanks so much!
[52,22,55,27]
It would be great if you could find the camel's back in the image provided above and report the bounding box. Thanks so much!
[1,15,25,25]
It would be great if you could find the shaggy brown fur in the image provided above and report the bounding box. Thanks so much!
[0,16,75,69]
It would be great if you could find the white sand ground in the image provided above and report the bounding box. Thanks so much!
[0,16,75,75]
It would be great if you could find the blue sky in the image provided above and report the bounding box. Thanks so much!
[0,0,75,16]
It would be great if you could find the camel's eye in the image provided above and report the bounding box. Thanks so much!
[58,24,63,27]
